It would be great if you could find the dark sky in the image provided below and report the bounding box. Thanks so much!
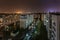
[0,0,60,12]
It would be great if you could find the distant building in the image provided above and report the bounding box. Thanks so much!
[20,14,34,28]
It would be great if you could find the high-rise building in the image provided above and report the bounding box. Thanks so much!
[44,12,60,40]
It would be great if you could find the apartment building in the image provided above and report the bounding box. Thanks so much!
[44,12,60,40]
[20,14,34,29]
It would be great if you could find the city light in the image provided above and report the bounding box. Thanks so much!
[16,11,23,14]
[47,8,56,13]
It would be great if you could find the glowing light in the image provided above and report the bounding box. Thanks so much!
[16,11,23,14]
[49,10,55,12]
[47,8,56,13]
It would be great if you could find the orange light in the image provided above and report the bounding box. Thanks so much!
[16,11,23,14]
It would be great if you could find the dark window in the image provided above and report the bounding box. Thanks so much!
[53,26,56,31]
[53,22,56,26]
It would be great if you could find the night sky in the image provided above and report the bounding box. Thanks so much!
[0,0,60,13]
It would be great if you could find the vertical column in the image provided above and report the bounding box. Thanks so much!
[45,13,52,40]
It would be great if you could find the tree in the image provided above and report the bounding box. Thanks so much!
[34,20,48,40]
[39,21,48,40]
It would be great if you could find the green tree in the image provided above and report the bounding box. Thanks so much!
[34,20,48,40]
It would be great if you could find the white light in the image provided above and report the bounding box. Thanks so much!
[26,34,29,36]
[46,20,48,22]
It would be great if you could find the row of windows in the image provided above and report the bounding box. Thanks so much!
[49,30,56,40]
[49,21,56,40]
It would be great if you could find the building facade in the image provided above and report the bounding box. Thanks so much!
[44,13,60,40]
[20,14,34,29]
